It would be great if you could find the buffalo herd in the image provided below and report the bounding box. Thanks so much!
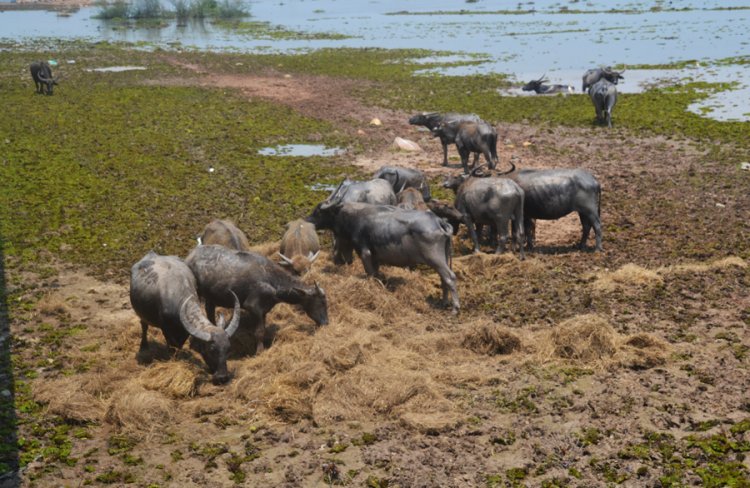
[129,69,610,383]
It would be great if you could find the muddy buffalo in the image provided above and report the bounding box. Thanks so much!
[186,245,328,355]
[130,251,241,384]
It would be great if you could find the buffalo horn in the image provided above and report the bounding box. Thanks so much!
[308,250,320,263]
[179,295,213,342]
[278,252,294,266]
[223,290,241,337]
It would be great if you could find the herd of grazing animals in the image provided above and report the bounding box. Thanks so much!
[120,64,612,382]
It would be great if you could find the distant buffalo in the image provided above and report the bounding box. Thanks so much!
[30,61,58,95]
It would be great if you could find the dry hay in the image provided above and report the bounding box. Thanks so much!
[139,362,200,398]
[593,263,663,292]
[105,380,176,437]
[32,376,105,423]
[537,314,618,365]
[661,256,747,275]
[616,333,670,370]
[461,319,523,355]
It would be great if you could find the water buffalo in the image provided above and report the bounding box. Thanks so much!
[278,218,320,275]
[522,74,575,95]
[30,61,58,95]
[434,120,500,174]
[582,66,624,92]
[313,199,460,313]
[508,168,602,251]
[373,165,431,201]
[396,187,428,211]
[185,245,328,355]
[408,112,482,166]
[444,173,525,259]
[198,219,250,251]
[588,78,618,128]
[129,251,241,384]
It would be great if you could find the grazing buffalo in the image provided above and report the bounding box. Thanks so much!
[396,187,428,211]
[431,120,500,174]
[198,219,250,251]
[409,112,482,166]
[186,245,328,355]
[582,66,624,92]
[30,61,57,95]
[373,165,431,201]
[588,78,618,128]
[444,173,525,259]
[522,74,575,95]
[278,218,320,275]
[508,168,602,251]
[313,199,460,313]
[129,251,241,384]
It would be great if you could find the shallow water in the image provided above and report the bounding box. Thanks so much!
[2,0,749,120]
[258,144,344,157]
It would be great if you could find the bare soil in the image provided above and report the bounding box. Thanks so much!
[9,61,750,487]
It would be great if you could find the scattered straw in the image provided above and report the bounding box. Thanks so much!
[105,381,175,437]
[661,256,747,275]
[33,376,105,423]
[139,362,200,398]
[617,333,670,370]
[593,264,663,292]
[538,314,617,364]
[462,320,522,355]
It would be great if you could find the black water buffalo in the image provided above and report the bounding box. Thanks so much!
[396,187,428,211]
[409,112,482,166]
[444,174,525,259]
[373,165,431,201]
[129,251,241,384]
[313,200,460,313]
[509,168,602,251]
[588,78,618,128]
[198,219,250,251]
[434,120,499,174]
[582,66,624,92]
[30,61,57,95]
[278,218,320,275]
[522,74,575,95]
[185,245,328,355]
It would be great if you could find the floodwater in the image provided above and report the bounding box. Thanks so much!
[1,0,749,120]
[257,144,344,157]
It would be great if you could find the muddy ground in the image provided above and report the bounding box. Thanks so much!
[6,61,750,487]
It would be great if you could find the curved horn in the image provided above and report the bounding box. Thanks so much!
[224,290,241,337]
[470,162,490,177]
[314,281,325,295]
[179,295,213,342]
[538,72,547,82]
[278,252,294,266]
[500,159,517,176]
[308,250,320,263]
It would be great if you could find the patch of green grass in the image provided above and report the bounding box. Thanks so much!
[213,19,351,40]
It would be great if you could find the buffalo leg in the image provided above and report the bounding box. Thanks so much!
[524,218,536,250]
[139,320,149,352]
[425,255,460,314]
[578,213,592,250]
[458,147,471,174]
[442,142,449,166]
[494,217,510,255]
[359,247,381,278]
[464,215,481,253]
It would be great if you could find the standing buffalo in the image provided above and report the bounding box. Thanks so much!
[444,173,525,259]
[198,219,250,251]
[409,112,482,166]
[588,79,618,128]
[508,168,602,251]
[312,199,460,313]
[30,61,58,95]
[186,245,328,355]
[522,74,575,95]
[278,218,320,275]
[434,120,499,174]
[129,251,241,384]
[373,165,431,201]
[582,66,624,92]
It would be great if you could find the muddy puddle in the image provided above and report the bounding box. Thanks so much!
[257,144,344,157]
